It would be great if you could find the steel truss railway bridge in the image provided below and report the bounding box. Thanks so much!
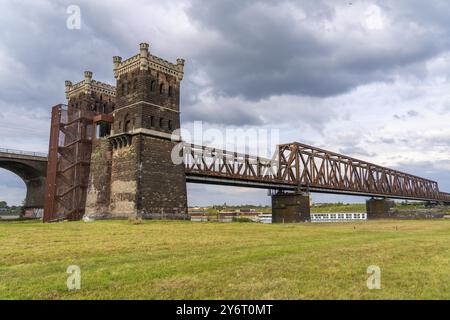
[183,142,450,203]
[1,141,449,221]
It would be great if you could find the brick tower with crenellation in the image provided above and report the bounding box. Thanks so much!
[55,71,116,220]
[85,42,188,219]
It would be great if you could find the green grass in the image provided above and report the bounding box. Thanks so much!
[1,219,450,299]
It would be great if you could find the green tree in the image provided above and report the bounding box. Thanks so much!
[206,207,219,215]
[0,201,7,208]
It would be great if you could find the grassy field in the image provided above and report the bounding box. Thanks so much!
[1,219,450,299]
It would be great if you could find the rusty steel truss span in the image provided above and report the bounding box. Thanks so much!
[184,143,279,188]
[183,142,450,203]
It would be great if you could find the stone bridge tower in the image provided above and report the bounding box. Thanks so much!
[105,43,188,219]
[48,72,116,221]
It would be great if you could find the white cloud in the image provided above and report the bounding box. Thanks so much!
[364,4,386,31]
[0,169,26,206]
[0,185,25,206]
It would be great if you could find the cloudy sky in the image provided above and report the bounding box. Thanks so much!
[1,0,450,206]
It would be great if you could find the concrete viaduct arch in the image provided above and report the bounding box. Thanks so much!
[0,149,47,209]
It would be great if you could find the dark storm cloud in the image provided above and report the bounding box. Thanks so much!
[0,1,121,111]
[185,0,450,100]
[2,0,447,128]
[2,0,450,120]
[182,102,264,126]
[0,1,127,149]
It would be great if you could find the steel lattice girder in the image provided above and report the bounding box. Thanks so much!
[183,142,450,202]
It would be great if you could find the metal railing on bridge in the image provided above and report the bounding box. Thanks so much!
[0,148,47,158]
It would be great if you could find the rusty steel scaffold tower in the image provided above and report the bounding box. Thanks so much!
[43,104,94,222]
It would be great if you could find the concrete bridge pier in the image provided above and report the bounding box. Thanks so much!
[24,176,46,209]
[366,198,395,219]
[271,192,311,223]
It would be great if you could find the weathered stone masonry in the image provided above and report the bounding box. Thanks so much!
[83,43,188,220]
[84,139,112,218]
[60,71,116,219]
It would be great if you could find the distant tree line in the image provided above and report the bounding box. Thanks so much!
[0,201,23,215]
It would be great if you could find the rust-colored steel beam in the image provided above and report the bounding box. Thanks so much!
[184,143,278,184]
[183,142,450,202]
[43,105,65,222]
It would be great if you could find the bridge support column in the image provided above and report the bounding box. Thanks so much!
[271,192,310,223]
[366,198,395,219]
[24,176,45,209]
[85,139,112,220]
